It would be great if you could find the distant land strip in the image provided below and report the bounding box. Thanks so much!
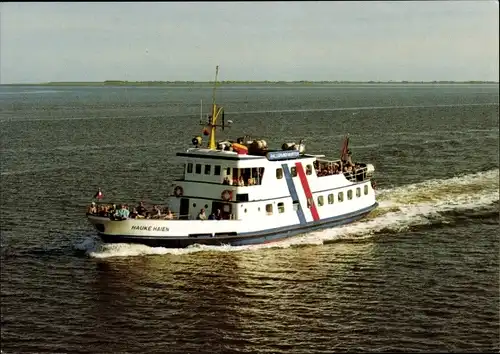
[1,80,498,86]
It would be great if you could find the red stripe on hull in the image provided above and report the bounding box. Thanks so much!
[295,162,320,221]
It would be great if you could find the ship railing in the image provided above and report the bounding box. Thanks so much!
[344,166,369,183]
[87,210,188,220]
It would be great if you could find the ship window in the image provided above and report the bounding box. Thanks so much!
[276,168,283,179]
[338,192,344,202]
[291,166,297,177]
[307,197,313,208]
[195,164,202,174]
[204,164,211,175]
[306,165,313,175]
[186,163,193,174]
[236,193,249,202]
[226,167,231,176]
[364,185,369,195]
[317,195,324,206]
[214,165,221,176]
[266,204,273,215]
[293,202,299,211]
[328,193,334,204]
[347,190,353,200]
[278,202,285,213]
[356,187,361,197]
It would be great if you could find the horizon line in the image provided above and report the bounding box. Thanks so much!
[1,79,499,86]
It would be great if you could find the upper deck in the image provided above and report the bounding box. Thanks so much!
[175,147,317,186]
[176,147,308,162]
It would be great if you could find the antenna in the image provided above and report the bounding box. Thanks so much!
[212,65,219,108]
[200,99,203,124]
[208,65,220,150]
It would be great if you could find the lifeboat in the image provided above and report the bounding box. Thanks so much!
[232,143,248,155]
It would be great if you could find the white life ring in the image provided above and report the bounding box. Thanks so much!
[174,186,184,197]
[221,189,232,201]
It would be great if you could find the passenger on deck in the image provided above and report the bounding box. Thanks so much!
[344,165,354,180]
[223,177,232,185]
[215,209,222,220]
[129,207,139,219]
[197,208,207,220]
[208,212,216,220]
[137,201,147,217]
[163,208,174,220]
[151,205,162,219]
[115,204,130,220]
[88,202,97,214]
[238,176,245,186]
[346,150,354,166]
[97,205,105,216]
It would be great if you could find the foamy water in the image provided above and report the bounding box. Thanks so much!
[75,168,499,259]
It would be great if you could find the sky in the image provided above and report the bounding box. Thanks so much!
[0,1,498,83]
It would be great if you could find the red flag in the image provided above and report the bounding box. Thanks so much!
[340,134,349,161]
[94,188,103,200]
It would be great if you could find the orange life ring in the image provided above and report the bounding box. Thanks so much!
[221,189,232,201]
[174,186,184,197]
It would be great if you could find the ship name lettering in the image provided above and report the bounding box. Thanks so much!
[131,225,169,232]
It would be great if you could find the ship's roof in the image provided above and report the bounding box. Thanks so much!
[177,148,264,161]
[176,148,314,162]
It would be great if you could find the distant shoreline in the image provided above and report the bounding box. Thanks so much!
[1,80,498,87]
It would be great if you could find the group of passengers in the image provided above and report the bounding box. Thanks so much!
[314,162,342,177]
[222,175,259,186]
[222,170,263,186]
[87,201,175,220]
[196,208,223,220]
[314,150,365,181]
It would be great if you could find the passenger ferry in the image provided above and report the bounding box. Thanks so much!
[86,67,378,248]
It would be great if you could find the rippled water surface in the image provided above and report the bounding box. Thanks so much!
[1,84,499,353]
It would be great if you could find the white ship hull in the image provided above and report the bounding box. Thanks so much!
[88,203,377,247]
[87,159,378,247]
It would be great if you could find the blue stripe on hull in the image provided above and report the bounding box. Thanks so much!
[281,163,307,225]
[98,202,378,248]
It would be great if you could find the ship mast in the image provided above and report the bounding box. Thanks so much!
[208,65,223,150]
